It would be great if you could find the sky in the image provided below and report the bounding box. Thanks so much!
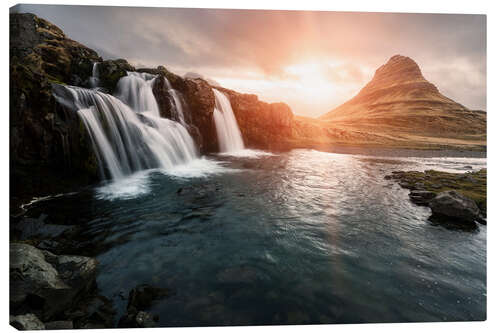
[11,4,486,117]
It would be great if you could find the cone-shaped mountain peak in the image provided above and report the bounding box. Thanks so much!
[358,55,438,97]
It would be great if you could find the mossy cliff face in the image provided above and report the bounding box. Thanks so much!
[216,87,294,151]
[99,59,136,92]
[10,13,101,211]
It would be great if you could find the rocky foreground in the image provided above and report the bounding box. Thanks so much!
[385,168,486,229]
[10,241,173,329]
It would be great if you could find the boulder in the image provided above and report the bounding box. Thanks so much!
[10,243,98,321]
[429,191,481,224]
[10,313,45,330]
[117,284,170,328]
[127,284,171,311]
[118,310,158,328]
[45,320,74,330]
[408,190,436,205]
[98,59,135,92]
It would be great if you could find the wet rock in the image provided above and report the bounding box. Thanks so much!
[10,313,45,330]
[69,294,116,329]
[44,320,73,330]
[11,214,73,241]
[117,284,171,328]
[118,310,158,328]
[127,284,171,311]
[10,243,98,321]
[98,59,135,92]
[429,191,481,225]
[408,190,436,205]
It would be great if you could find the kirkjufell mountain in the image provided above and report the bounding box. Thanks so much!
[320,55,486,139]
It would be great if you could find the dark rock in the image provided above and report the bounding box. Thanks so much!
[10,243,98,321]
[429,191,481,225]
[118,310,158,328]
[11,214,73,241]
[44,320,74,330]
[127,284,171,311]
[408,190,436,205]
[151,71,175,119]
[98,59,135,92]
[117,284,170,328]
[10,313,45,330]
[69,294,116,329]
[10,13,101,212]
[180,78,218,153]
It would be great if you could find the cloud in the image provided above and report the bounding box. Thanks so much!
[11,4,486,114]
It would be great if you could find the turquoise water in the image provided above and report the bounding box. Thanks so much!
[26,149,487,325]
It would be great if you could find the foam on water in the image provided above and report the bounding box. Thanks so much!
[161,158,240,178]
[218,149,276,159]
[95,170,153,201]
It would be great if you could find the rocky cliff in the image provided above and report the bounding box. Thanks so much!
[215,87,294,150]
[10,13,103,211]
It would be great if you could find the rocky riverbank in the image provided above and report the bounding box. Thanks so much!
[385,168,486,229]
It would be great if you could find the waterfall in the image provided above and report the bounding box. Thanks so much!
[164,77,187,125]
[212,89,244,152]
[89,62,100,88]
[115,72,160,117]
[54,72,198,180]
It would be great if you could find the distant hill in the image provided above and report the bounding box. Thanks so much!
[319,55,486,141]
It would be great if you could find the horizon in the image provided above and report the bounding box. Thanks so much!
[11,5,487,117]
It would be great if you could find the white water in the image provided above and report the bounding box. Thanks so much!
[89,62,100,88]
[164,78,186,125]
[115,72,160,117]
[55,72,199,180]
[213,89,245,152]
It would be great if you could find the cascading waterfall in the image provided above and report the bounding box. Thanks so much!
[212,89,245,152]
[55,72,198,180]
[164,77,187,125]
[89,62,100,88]
[115,72,161,117]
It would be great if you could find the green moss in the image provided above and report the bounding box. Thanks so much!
[392,168,486,214]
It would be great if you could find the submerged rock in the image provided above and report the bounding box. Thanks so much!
[127,284,171,311]
[118,310,158,328]
[117,284,171,328]
[429,191,482,225]
[10,313,45,330]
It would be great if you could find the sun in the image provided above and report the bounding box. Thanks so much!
[283,61,338,102]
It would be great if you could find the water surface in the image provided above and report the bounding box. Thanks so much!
[26,149,486,325]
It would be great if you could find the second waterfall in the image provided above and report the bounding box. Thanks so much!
[213,89,245,152]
